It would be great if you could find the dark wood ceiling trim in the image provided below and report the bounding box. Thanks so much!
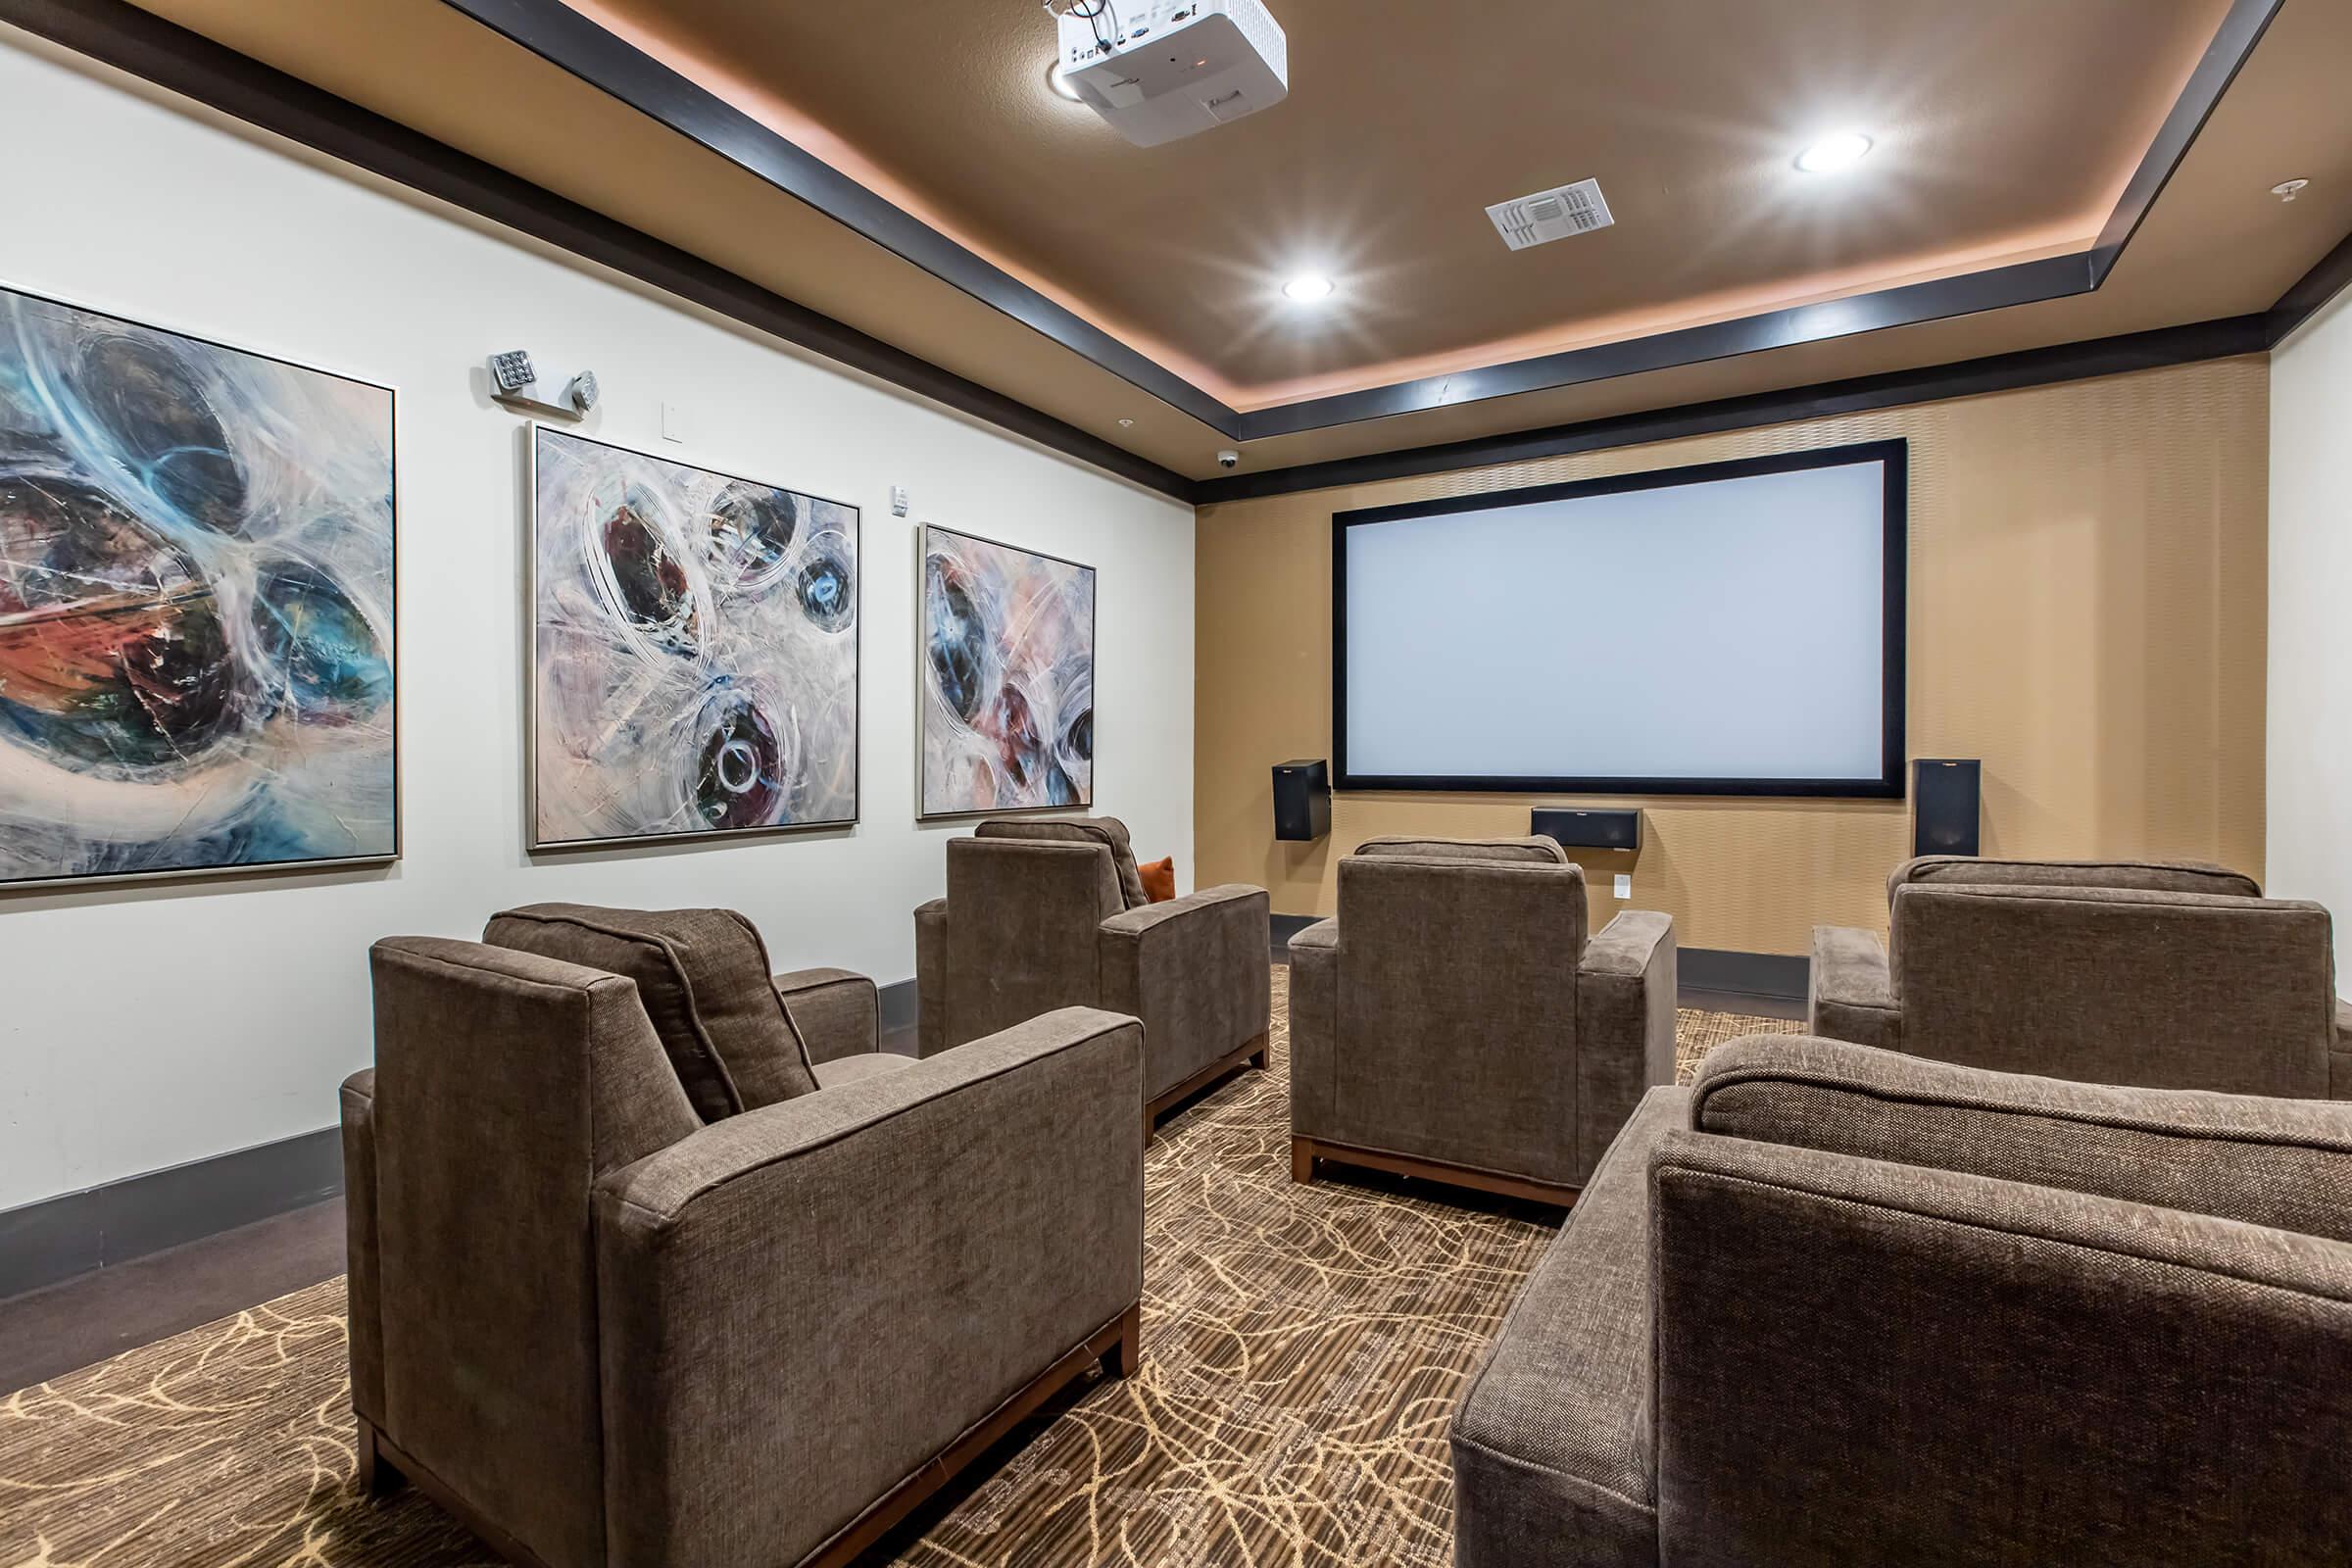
[2086,0,2281,277]
[1195,315,2272,504]
[0,0,1198,501]
[2267,225,2352,346]
[425,0,2278,443]
[440,0,1243,437]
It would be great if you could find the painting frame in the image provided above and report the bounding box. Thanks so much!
[526,424,862,853]
[916,521,1099,822]
[0,276,401,894]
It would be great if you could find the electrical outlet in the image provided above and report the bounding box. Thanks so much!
[1613,873,1632,899]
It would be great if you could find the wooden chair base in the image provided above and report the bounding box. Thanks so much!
[1291,1136,1580,1207]
[355,1301,1143,1568]
[1144,1031,1270,1142]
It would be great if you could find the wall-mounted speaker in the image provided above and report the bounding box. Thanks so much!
[1273,760,1331,842]
[1531,807,1642,853]
[1913,759,1982,858]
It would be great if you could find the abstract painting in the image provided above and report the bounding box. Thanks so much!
[531,427,858,847]
[920,523,1095,818]
[0,286,397,890]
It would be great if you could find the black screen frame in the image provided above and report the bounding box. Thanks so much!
[1331,438,1909,800]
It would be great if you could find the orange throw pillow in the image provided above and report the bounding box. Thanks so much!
[1139,857,1177,903]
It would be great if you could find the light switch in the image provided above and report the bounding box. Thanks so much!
[891,485,910,517]
[1613,873,1632,899]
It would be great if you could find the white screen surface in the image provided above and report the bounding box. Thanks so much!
[1341,457,1892,787]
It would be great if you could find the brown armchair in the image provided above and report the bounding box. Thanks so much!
[342,906,1144,1568]
[1810,856,2350,1097]
[914,816,1271,1135]
[1288,837,1677,1204]
[1451,1035,2352,1567]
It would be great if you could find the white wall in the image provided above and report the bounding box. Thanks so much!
[2269,284,2352,979]
[0,34,1196,1210]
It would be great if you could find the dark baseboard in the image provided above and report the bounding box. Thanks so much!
[1681,948,1809,1003]
[0,1126,344,1300]
[1269,912,1319,957]
[877,975,916,1034]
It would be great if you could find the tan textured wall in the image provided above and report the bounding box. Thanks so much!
[1196,358,2270,954]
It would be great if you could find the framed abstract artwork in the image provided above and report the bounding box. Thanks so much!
[530,426,858,848]
[0,283,398,891]
[919,523,1096,819]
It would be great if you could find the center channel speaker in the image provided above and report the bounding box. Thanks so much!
[1912,759,1982,858]
[1530,807,1642,853]
[1272,759,1331,842]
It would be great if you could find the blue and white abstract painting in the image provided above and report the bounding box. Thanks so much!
[0,287,396,888]
[531,427,858,847]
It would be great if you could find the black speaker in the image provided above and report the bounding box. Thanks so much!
[1272,760,1331,842]
[1913,759,1982,858]
[1530,807,1642,853]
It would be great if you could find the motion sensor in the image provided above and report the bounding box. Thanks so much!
[1216,449,1240,469]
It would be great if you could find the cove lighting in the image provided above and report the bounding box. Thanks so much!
[1794,130,1874,174]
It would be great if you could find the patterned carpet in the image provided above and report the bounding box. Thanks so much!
[0,975,1797,1568]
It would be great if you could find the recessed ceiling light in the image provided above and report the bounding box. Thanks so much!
[1282,273,1336,304]
[1794,130,1874,174]
[2273,178,2310,203]
[1046,59,1082,102]
[1117,416,1135,427]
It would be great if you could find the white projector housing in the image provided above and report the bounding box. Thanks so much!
[1056,0,1289,148]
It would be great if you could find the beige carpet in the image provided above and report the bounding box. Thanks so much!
[0,976,1798,1567]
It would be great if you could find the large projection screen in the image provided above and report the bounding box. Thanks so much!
[1335,440,1906,798]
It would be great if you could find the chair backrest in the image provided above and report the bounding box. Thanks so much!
[974,814,1150,908]
[1892,883,2336,1096]
[1648,1127,2352,1565]
[368,936,697,1568]
[943,834,1124,1046]
[1330,846,1588,1183]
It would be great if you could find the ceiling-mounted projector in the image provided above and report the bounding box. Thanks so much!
[1054,0,1288,147]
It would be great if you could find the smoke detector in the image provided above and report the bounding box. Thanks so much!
[1486,178,1614,252]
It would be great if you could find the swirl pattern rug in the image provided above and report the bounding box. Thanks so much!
[0,980,1796,1567]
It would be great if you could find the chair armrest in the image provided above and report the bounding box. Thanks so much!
[1100,885,1271,1097]
[1808,924,1901,1052]
[595,1006,1143,1568]
[1574,909,1677,1182]
[771,966,878,1064]
[1287,918,1340,1137]
[913,897,948,1057]
[340,1069,382,1426]
[1646,1127,2352,1563]
[1691,1034,2352,1242]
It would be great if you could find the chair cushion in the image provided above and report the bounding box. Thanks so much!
[484,904,816,1121]
[1354,836,1569,865]
[976,815,1149,908]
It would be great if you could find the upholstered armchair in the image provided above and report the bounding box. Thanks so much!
[341,905,1144,1568]
[1288,837,1676,1203]
[914,816,1271,1135]
[1811,856,2350,1097]
[1451,1035,2352,1567]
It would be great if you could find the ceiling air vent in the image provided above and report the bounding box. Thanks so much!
[1485,178,1614,251]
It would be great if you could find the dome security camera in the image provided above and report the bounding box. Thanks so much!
[1216,449,1240,469]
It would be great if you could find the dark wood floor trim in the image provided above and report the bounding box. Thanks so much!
[1292,1137,1579,1208]
[0,0,1196,501]
[1197,314,2272,503]
[1146,1033,1270,1139]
